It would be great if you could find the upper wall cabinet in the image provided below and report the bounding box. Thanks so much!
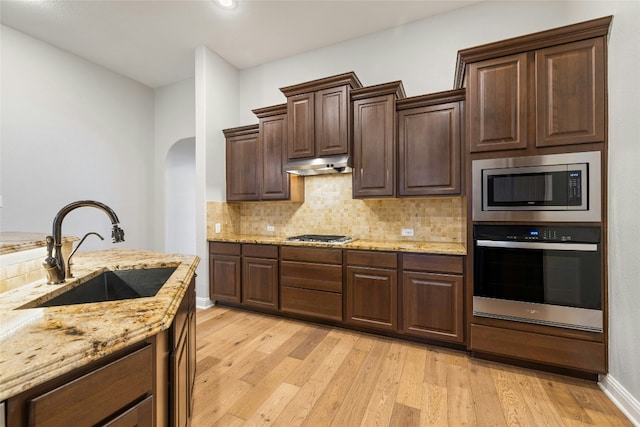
[280,72,362,160]
[252,104,304,201]
[224,107,303,203]
[351,82,406,198]
[456,16,611,153]
[224,125,260,201]
[396,89,464,197]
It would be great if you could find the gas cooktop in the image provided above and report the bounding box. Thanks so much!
[284,234,355,244]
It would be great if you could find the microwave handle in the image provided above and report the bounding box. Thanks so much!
[476,240,598,252]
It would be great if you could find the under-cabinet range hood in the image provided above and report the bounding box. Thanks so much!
[285,154,352,176]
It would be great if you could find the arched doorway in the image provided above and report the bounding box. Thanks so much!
[165,137,196,255]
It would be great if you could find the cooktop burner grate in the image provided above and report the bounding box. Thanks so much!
[284,234,355,244]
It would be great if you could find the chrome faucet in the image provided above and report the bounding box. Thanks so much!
[43,200,125,284]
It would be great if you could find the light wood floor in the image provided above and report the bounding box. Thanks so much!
[191,306,631,426]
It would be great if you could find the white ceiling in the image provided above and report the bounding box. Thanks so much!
[0,0,481,88]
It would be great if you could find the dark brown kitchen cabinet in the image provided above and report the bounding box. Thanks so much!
[396,89,464,197]
[209,242,241,304]
[466,54,528,152]
[345,251,398,331]
[459,17,610,152]
[252,104,303,201]
[242,244,279,312]
[171,277,196,427]
[224,125,260,201]
[535,38,605,148]
[280,246,343,321]
[7,344,154,426]
[351,82,405,198]
[401,254,464,344]
[281,72,362,161]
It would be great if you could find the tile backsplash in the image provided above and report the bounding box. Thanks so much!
[208,174,465,243]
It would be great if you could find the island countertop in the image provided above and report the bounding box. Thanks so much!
[0,248,199,401]
[209,234,467,255]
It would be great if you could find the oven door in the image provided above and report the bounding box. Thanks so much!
[473,240,602,332]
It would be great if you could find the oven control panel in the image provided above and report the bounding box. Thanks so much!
[474,225,600,243]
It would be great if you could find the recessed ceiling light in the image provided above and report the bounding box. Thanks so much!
[215,0,237,9]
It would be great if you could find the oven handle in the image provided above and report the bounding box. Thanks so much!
[476,240,598,252]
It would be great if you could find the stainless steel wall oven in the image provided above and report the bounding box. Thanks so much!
[473,224,602,333]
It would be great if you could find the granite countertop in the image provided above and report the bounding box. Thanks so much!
[0,248,199,401]
[0,232,78,255]
[209,234,467,255]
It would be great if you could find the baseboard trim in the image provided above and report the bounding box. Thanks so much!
[599,374,640,426]
[196,296,214,310]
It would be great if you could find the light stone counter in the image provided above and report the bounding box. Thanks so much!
[0,232,77,255]
[0,248,199,401]
[209,234,467,256]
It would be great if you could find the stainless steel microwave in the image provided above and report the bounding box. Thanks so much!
[472,151,601,222]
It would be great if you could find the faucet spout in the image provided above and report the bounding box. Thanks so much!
[43,200,125,284]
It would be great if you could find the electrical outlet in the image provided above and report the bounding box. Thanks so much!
[215,223,221,233]
[401,228,414,237]
[266,225,275,232]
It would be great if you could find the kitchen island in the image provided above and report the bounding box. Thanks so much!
[0,248,199,426]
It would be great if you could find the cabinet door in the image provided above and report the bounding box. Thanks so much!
[402,271,463,343]
[345,266,397,331]
[536,38,605,147]
[467,53,529,152]
[287,92,315,159]
[260,112,290,200]
[226,131,260,201]
[398,101,462,196]
[210,254,241,303]
[171,325,189,427]
[353,94,395,198]
[242,257,278,311]
[315,85,350,156]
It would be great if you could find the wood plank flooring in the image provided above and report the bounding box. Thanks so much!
[191,306,631,426]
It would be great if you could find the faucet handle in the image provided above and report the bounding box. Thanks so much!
[112,225,125,243]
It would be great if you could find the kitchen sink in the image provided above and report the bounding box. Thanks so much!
[20,267,177,308]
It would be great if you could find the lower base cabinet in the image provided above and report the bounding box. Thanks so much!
[345,251,398,331]
[242,244,279,311]
[401,254,464,343]
[280,246,343,321]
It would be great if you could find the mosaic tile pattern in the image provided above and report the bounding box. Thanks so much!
[207,174,465,243]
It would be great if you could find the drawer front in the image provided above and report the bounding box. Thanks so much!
[103,395,153,427]
[29,345,153,426]
[209,241,241,256]
[280,286,343,321]
[243,244,278,258]
[346,250,397,269]
[281,246,342,264]
[281,261,343,293]
[470,324,606,373]
[402,253,463,274]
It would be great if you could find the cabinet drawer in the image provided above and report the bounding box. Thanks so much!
[281,246,342,264]
[346,250,397,269]
[402,254,463,274]
[281,286,343,321]
[281,261,343,292]
[28,345,153,426]
[470,324,605,373]
[210,242,241,256]
[103,395,153,427]
[243,244,278,258]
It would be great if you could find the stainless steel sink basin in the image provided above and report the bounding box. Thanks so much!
[21,267,177,308]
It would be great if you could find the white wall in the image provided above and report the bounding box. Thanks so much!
[233,0,640,421]
[0,25,155,251]
[195,46,239,305]
[154,77,195,252]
